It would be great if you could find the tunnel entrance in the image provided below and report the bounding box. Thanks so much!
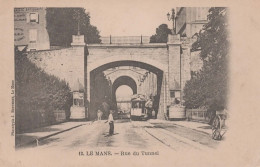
[89,60,163,121]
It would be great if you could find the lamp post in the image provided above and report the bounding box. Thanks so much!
[167,9,176,34]
[167,8,182,105]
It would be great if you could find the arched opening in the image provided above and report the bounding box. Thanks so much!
[112,76,136,119]
[115,85,134,118]
[112,75,137,98]
[89,60,163,120]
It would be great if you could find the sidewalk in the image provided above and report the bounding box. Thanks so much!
[15,121,91,148]
[148,119,212,135]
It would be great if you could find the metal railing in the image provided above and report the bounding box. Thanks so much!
[186,108,209,122]
[100,35,150,44]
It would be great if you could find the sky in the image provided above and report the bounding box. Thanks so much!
[116,85,133,99]
[84,0,174,36]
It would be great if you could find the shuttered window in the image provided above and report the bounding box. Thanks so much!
[29,29,37,42]
[27,12,39,23]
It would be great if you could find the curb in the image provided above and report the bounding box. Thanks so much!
[37,124,85,141]
[16,123,88,148]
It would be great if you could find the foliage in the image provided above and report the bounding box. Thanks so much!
[15,47,73,133]
[183,7,229,112]
[46,8,101,46]
[150,24,172,43]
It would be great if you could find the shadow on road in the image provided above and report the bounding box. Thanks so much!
[103,132,119,137]
[198,126,212,129]
[115,119,130,123]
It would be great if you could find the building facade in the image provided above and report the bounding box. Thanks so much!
[175,7,210,37]
[14,7,50,51]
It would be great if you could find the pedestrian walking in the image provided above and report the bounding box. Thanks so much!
[106,110,114,135]
[97,109,103,121]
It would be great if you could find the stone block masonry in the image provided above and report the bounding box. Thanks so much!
[27,46,85,92]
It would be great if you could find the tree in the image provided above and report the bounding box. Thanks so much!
[183,8,229,115]
[150,24,172,43]
[46,8,101,47]
[15,47,73,133]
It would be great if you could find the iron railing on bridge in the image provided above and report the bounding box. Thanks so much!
[100,36,151,44]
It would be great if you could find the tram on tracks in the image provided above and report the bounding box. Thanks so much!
[130,94,148,121]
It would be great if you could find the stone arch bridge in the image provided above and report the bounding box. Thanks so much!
[27,35,201,120]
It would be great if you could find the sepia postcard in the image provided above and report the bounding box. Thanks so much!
[1,0,260,167]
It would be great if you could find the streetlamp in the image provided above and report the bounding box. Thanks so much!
[167,9,176,34]
[167,8,182,105]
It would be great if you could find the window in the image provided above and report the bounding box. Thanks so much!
[170,90,175,98]
[27,12,39,23]
[29,29,37,42]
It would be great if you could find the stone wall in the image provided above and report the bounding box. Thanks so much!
[168,34,181,91]
[27,46,85,91]
[138,72,157,97]
[87,44,169,72]
[103,67,145,87]
[153,72,172,119]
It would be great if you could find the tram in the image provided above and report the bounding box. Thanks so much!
[130,94,148,121]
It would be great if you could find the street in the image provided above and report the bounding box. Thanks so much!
[17,119,219,152]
